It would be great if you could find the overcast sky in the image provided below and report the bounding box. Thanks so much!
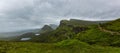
[0,0,120,32]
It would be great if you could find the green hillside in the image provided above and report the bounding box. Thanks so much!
[0,19,120,53]
[1,40,120,53]
[102,19,120,32]
[29,19,109,42]
[30,18,120,46]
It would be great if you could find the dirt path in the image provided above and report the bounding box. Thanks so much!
[98,24,120,35]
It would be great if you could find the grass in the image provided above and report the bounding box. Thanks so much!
[102,19,120,32]
[0,40,120,53]
[76,25,120,46]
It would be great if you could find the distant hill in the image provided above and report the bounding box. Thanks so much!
[10,24,55,41]
[49,24,58,29]
[40,25,54,33]
[0,24,57,41]
[0,28,40,38]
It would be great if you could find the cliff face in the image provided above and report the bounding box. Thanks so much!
[59,19,108,27]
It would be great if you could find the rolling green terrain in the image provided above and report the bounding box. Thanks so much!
[0,19,120,53]
[1,40,120,53]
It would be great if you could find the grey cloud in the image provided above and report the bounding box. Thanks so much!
[0,0,120,32]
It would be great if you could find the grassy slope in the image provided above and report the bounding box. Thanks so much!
[77,25,120,46]
[102,19,120,32]
[76,19,120,47]
[0,40,120,53]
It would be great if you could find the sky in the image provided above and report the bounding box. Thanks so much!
[0,0,120,32]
